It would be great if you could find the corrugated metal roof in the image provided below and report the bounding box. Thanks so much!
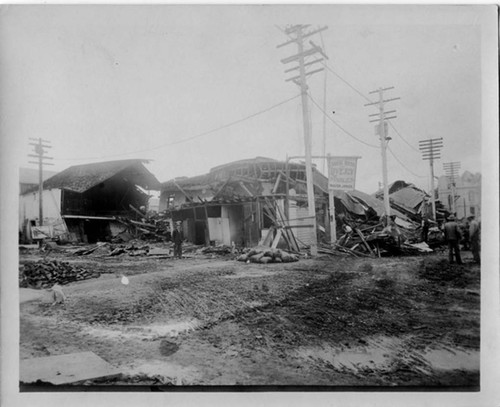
[39,159,160,194]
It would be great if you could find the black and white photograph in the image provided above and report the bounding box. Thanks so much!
[1,4,499,406]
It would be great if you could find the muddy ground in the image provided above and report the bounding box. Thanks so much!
[19,245,480,390]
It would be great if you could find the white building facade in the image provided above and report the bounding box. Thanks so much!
[437,171,481,220]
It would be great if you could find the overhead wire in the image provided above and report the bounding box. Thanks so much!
[58,94,301,162]
[307,92,378,148]
[388,146,426,178]
[321,60,420,153]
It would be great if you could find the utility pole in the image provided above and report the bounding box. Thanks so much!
[365,87,400,225]
[28,138,53,228]
[419,137,443,221]
[443,161,461,216]
[278,24,328,256]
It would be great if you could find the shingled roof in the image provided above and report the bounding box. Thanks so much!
[40,159,161,193]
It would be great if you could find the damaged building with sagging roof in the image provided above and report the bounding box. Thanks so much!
[159,157,330,248]
[19,159,160,243]
[159,157,416,249]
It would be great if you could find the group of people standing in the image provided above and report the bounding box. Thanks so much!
[442,214,481,265]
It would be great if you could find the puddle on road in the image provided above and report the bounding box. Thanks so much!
[83,319,201,341]
[297,336,401,371]
[295,335,479,373]
[420,348,479,371]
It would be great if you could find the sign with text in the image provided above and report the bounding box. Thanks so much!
[31,226,52,240]
[328,156,360,191]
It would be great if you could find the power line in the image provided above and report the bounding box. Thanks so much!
[321,62,373,104]
[58,94,301,162]
[387,146,426,178]
[321,60,420,153]
[387,121,419,152]
[307,93,378,148]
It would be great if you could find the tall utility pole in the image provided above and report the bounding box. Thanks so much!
[365,87,400,224]
[278,24,328,256]
[443,161,461,215]
[28,138,53,227]
[419,137,443,221]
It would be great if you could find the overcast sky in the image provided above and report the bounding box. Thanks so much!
[1,5,496,193]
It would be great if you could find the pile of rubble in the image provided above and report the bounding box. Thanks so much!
[71,241,239,259]
[19,260,100,288]
[110,205,172,242]
[237,246,299,264]
[320,218,436,258]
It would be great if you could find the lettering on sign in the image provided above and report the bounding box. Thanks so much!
[328,157,359,191]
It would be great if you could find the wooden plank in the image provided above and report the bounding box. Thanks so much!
[274,202,301,252]
[271,228,283,249]
[129,204,145,217]
[259,226,275,247]
[272,173,282,194]
[20,352,121,385]
[239,181,254,197]
[173,179,194,203]
[355,228,375,256]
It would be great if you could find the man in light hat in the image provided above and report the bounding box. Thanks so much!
[443,215,463,264]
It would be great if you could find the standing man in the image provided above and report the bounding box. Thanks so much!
[443,215,463,265]
[172,221,183,259]
[468,216,481,264]
[421,216,430,243]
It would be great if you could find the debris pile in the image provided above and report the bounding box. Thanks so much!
[319,219,433,258]
[111,204,172,242]
[237,246,299,264]
[19,260,100,288]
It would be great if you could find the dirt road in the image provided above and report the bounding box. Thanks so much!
[19,247,480,388]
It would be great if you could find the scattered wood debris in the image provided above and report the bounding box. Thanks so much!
[320,217,435,258]
[19,260,100,288]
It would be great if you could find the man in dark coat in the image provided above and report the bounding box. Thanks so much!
[172,222,183,259]
[443,215,463,264]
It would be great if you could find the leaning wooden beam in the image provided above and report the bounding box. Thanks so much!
[212,177,232,200]
[130,220,156,229]
[272,173,282,194]
[239,181,254,197]
[275,203,300,252]
[260,226,275,247]
[271,228,283,249]
[355,228,375,256]
[129,204,145,217]
[173,179,194,203]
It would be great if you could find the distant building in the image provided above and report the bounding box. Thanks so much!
[437,171,481,219]
[19,167,57,195]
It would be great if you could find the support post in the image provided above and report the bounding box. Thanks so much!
[297,27,317,256]
[327,154,336,244]
[430,159,437,220]
[365,87,400,225]
[279,25,328,256]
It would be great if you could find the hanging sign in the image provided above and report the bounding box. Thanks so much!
[31,226,52,240]
[328,156,360,191]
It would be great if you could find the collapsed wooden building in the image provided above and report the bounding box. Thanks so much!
[159,157,329,249]
[19,159,160,243]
